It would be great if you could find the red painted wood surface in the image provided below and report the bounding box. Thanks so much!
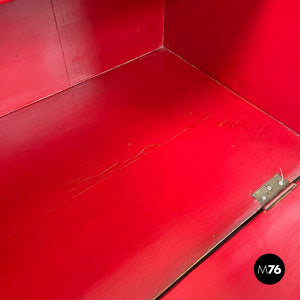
[52,0,163,85]
[165,0,300,134]
[1,49,300,299]
[0,0,69,116]
[164,186,300,300]
[0,1,14,4]
[0,0,163,116]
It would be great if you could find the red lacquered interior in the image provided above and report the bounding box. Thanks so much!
[0,0,163,116]
[165,0,300,133]
[1,47,300,300]
[0,0,300,299]
[164,187,300,299]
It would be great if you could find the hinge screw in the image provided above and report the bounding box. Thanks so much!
[267,186,272,191]
[262,195,267,201]
[279,181,284,186]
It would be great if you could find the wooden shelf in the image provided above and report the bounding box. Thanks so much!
[1,48,300,299]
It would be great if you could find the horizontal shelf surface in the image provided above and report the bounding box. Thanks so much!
[0,48,300,299]
[163,185,300,299]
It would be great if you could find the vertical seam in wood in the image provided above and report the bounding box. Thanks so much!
[50,0,71,86]
[162,0,165,46]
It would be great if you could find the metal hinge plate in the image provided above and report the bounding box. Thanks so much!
[252,174,290,206]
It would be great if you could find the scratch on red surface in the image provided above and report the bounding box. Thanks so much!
[67,112,217,195]
[28,112,217,225]
[35,114,212,220]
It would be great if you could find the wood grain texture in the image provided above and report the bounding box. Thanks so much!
[0,0,163,116]
[1,49,300,299]
[0,0,69,116]
[165,0,300,134]
[163,186,300,300]
[52,0,164,85]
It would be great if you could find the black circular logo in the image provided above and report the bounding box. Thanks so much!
[254,254,285,284]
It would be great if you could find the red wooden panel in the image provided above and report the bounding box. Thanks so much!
[0,0,163,116]
[164,186,300,299]
[0,0,14,4]
[0,0,69,116]
[1,49,300,299]
[0,48,232,239]
[165,0,300,134]
[52,0,164,84]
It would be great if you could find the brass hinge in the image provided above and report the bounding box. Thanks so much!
[252,174,297,210]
